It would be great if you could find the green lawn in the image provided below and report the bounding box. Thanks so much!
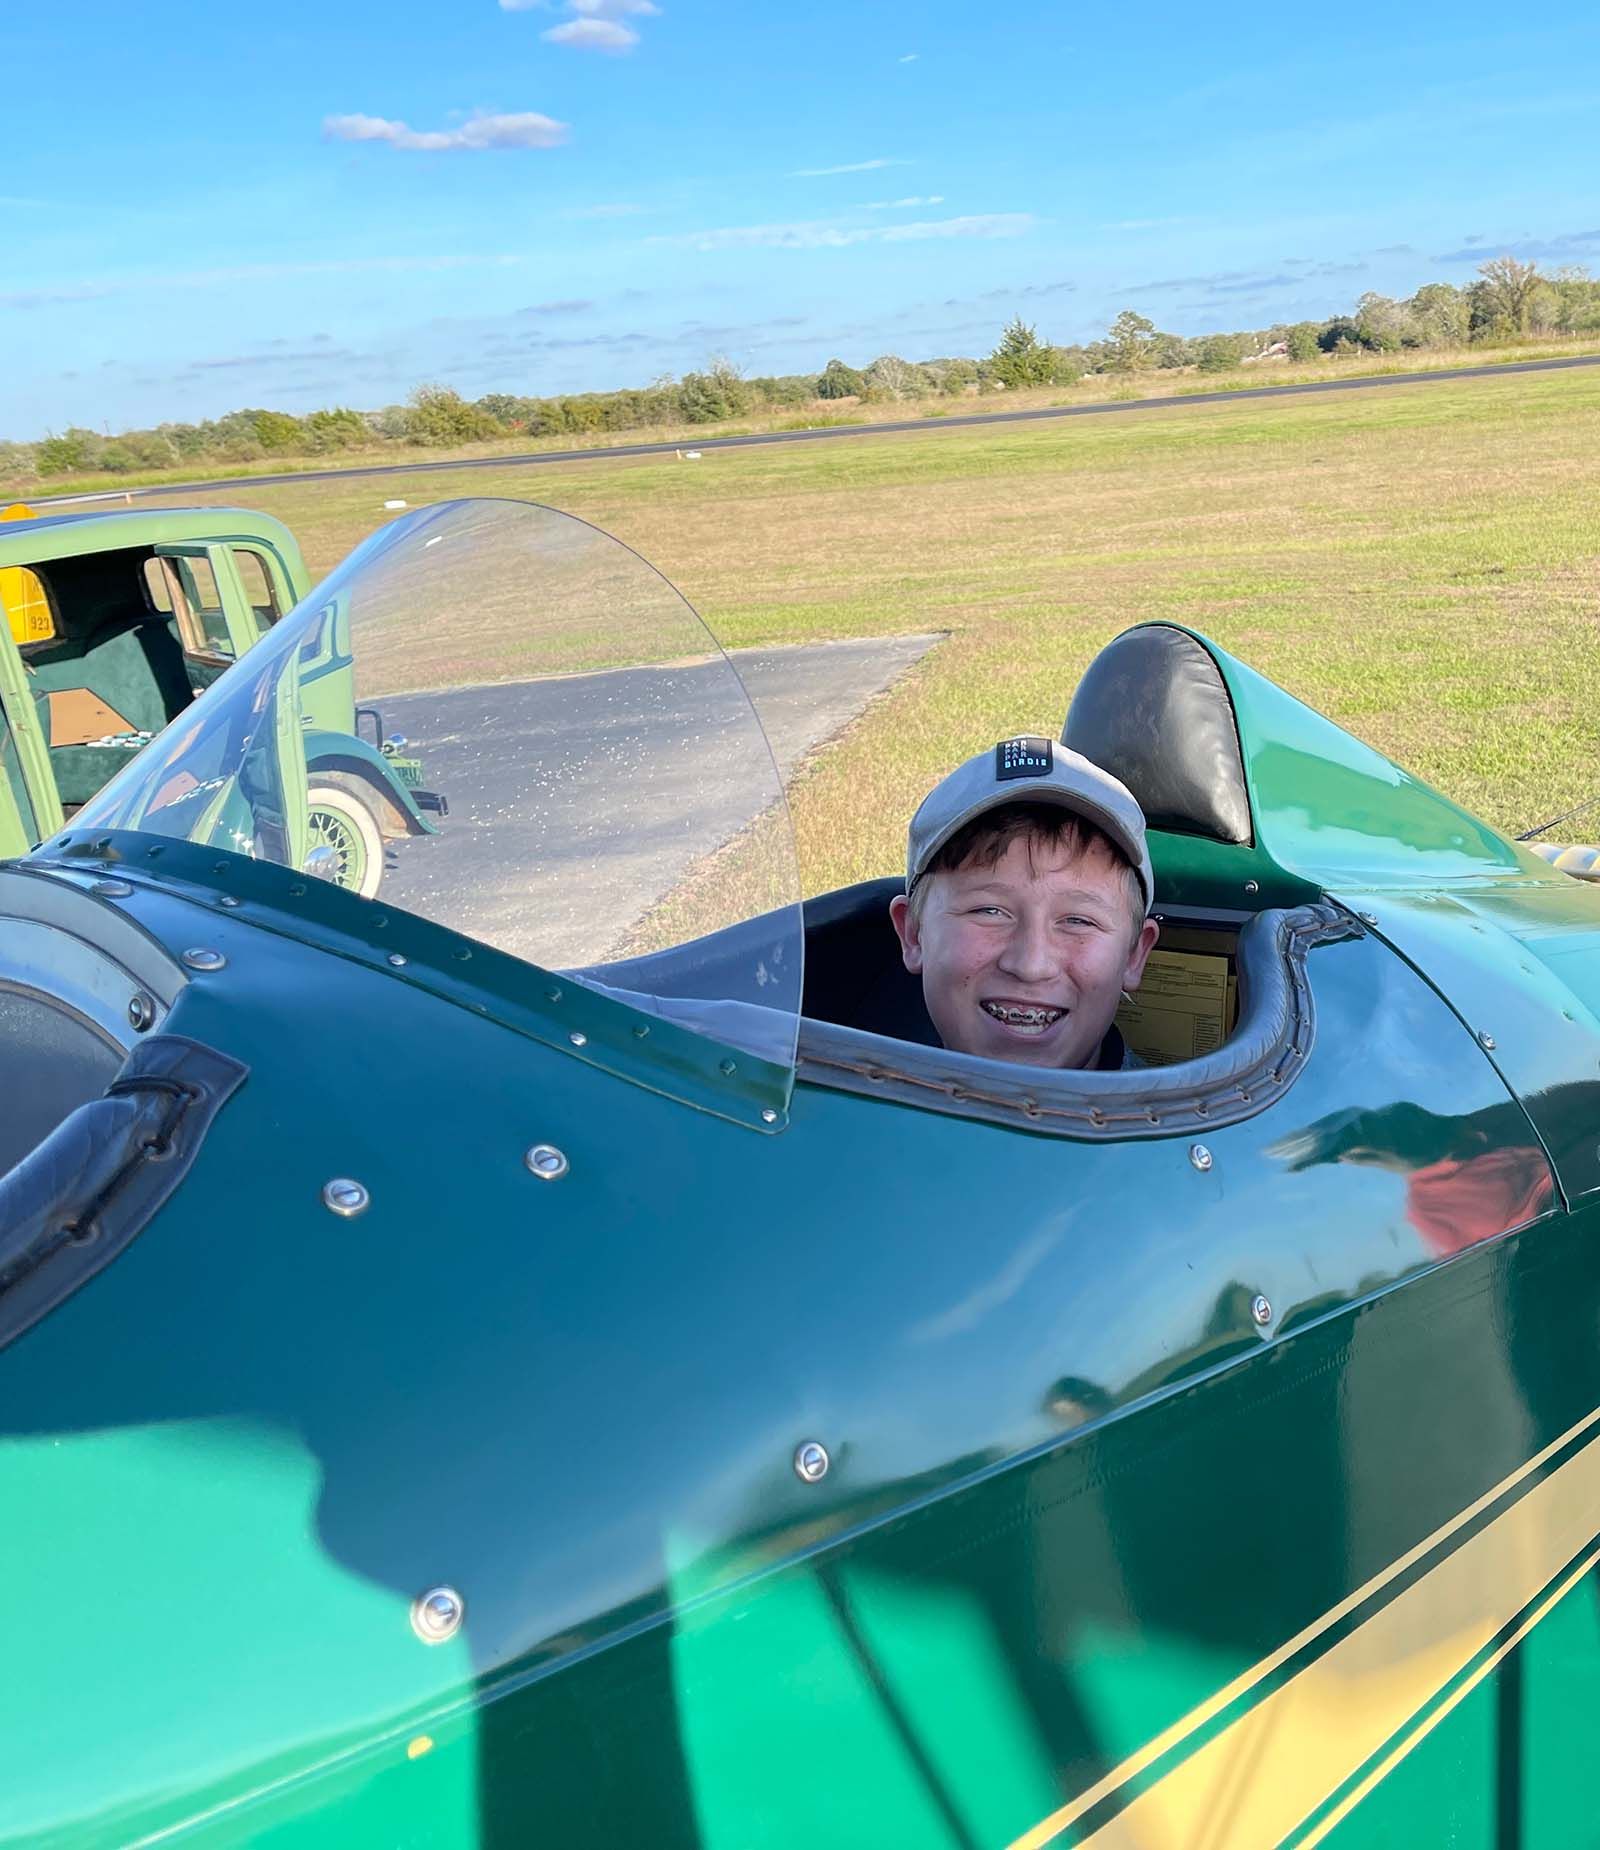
[139,363,1600,894]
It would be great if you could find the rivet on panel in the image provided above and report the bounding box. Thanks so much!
[407,1736,435,1761]
[1243,880,1259,895]
[793,1440,830,1483]
[182,947,226,972]
[1358,912,1378,927]
[219,895,241,908]
[1189,1143,1213,1172]
[524,1144,569,1180]
[92,878,133,898]
[387,952,408,967]
[761,1109,780,1124]
[569,1031,588,1047]
[410,1586,465,1644]
[719,1058,737,1076]
[322,1178,370,1217]
[127,994,156,1033]
[1478,1030,1497,1051]
[1251,1294,1273,1326]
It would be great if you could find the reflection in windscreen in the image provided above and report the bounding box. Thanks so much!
[69,499,803,1066]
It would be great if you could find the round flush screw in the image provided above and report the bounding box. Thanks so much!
[322,1178,370,1218]
[219,895,241,909]
[127,994,156,1033]
[1189,1143,1213,1172]
[569,1031,588,1048]
[793,1440,830,1483]
[524,1144,569,1180]
[761,1109,779,1124]
[1251,1294,1273,1326]
[1243,880,1259,895]
[1358,912,1378,927]
[182,947,226,972]
[92,878,132,898]
[387,952,408,967]
[1478,1030,1497,1051]
[410,1586,465,1644]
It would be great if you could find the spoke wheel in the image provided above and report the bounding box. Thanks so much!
[305,782,385,900]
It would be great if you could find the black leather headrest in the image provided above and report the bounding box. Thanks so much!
[1062,625,1252,845]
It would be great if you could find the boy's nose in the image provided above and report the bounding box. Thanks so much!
[998,918,1058,984]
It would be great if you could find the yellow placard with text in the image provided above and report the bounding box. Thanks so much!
[1116,948,1233,1066]
[0,504,55,644]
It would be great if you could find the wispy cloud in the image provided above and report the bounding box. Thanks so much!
[562,201,644,219]
[1105,216,1192,231]
[519,298,596,315]
[2,253,527,312]
[324,110,568,151]
[791,157,908,178]
[543,17,637,50]
[1433,228,1600,264]
[652,212,1037,252]
[522,0,659,51]
[898,52,918,62]
[865,195,944,210]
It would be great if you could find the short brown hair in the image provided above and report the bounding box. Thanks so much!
[908,801,1147,934]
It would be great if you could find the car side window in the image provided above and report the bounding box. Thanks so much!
[150,555,233,661]
[231,548,284,628]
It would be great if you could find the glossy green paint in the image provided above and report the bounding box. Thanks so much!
[11,624,1600,1846]
[5,833,1595,1847]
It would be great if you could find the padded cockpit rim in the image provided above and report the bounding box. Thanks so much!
[796,902,1355,1139]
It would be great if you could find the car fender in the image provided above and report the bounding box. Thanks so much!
[302,730,439,837]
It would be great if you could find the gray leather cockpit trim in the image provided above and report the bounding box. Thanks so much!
[795,903,1353,1139]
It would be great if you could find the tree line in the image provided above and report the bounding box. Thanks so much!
[6,257,1596,486]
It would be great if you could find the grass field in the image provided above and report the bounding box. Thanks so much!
[136,363,1600,897]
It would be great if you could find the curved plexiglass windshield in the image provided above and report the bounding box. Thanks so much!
[70,498,802,1082]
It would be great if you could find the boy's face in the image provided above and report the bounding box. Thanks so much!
[889,829,1159,1069]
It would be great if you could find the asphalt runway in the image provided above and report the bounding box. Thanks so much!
[374,632,939,969]
[40,354,1600,508]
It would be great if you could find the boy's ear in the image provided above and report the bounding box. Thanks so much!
[1122,916,1160,990]
[888,892,924,973]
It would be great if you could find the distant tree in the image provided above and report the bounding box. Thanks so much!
[406,385,503,446]
[1150,331,1189,370]
[678,357,751,423]
[1284,321,1323,362]
[1195,333,1246,373]
[865,354,934,399]
[251,409,305,453]
[303,407,370,451]
[1541,266,1600,335]
[1405,283,1468,347]
[1476,256,1541,334]
[35,428,100,476]
[1317,316,1363,353]
[987,318,1056,388]
[1105,309,1159,372]
[1353,292,1416,352]
[1044,345,1084,385]
[816,357,868,400]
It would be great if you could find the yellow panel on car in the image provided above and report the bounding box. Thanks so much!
[0,504,56,643]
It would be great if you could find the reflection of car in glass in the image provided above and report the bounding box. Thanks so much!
[6,497,1600,1847]
[0,504,442,896]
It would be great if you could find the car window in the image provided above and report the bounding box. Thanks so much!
[142,558,174,614]
[231,547,284,627]
[153,553,234,660]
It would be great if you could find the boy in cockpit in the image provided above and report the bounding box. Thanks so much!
[889,738,1159,1070]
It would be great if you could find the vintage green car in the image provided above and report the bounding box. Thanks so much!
[0,505,441,894]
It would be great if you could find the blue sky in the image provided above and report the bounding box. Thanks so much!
[6,0,1599,438]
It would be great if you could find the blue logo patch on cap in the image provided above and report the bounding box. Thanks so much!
[995,736,1053,781]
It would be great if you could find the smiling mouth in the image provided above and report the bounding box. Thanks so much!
[981,1001,1066,1033]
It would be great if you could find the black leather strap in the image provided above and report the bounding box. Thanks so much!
[0,1035,248,1353]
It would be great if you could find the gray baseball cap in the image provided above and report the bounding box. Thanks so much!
[906,735,1154,913]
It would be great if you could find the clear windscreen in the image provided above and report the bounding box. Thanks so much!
[68,498,802,1078]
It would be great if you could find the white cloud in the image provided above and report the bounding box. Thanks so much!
[898,52,919,62]
[324,110,568,151]
[653,213,1038,252]
[865,195,944,210]
[791,157,908,177]
[543,16,637,48]
[571,0,661,14]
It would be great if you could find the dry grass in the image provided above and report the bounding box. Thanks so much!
[133,362,1600,896]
